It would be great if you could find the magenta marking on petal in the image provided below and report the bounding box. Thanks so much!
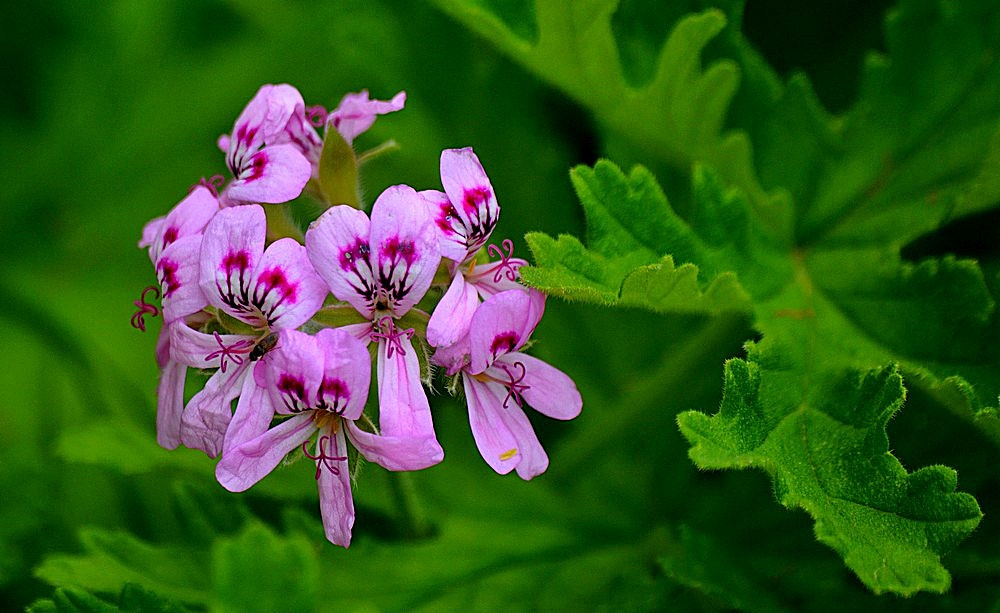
[130,286,161,332]
[306,105,328,127]
[156,258,181,296]
[253,267,300,326]
[486,238,519,283]
[161,226,179,250]
[383,235,417,265]
[317,378,350,415]
[462,186,491,213]
[302,434,347,480]
[489,331,518,358]
[204,331,255,373]
[371,316,414,359]
[277,373,309,412]
[222,250,251,274]
[498,361,530,409]
[436,202,464,237]
[243,150,268,182]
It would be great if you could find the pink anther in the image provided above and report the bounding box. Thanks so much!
[130,286,161,332]
[306,105,329,128]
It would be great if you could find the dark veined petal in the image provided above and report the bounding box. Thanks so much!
[305,205,376,318]
[314,327,371,421]
[200,205,266,323]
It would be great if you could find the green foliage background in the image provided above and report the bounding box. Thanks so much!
[1,0,998,610]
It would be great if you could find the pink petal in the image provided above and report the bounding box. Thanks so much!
[429,332,471,376]
[439,147,499,254]
[317,427,355,547]
[180,361,251,457]
[259,329,324,415]
[305,205,376,318]
[156,361,186,450]
[169,323,255,370]
[149,185,220,262]
[329,90,405,144]
[467,257,530,298]
[346,421,443,470]
[419,189,469,262]
[426,273,480,348]
[250,237,328,330]
[215,413,314,492]
[468,289,540,375]
[369,185,441,316]
[139,215,165,255]
[462,377,520,475]
[222,367,275,454]
[157,235,207,322]
[200,205,266,321]
[493,353,582,420]
[221,143,311,205]
[314,328,372,420]
[376,337,438,440]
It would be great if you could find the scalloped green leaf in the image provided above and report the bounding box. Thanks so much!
[678,362,982,595]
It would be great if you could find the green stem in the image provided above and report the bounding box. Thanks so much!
[388,471,432,540]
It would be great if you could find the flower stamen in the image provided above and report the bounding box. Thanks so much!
[370,316,415,359]
[487,238,519,283]
[130,286,161,332]
[499,361,529,409]
[302,434,347,479]
[306,105,328,128]
[204,331,255,373]
[192,174,226,198]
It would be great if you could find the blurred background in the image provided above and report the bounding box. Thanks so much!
[3,1,995,611]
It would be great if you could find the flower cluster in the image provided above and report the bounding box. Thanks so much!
[134,84,582,546]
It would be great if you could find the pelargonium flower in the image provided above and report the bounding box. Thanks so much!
[432,289,582,480]
[216,327,442,546]
[423,148,528,348]
[167,204,328,456]
[216,84,312,206]
[305,185,442,445]
[273,88,406,173]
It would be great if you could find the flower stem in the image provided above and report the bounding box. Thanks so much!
[388,471,432,540]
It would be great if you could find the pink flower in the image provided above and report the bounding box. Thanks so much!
[216,84,312,206]
[432,289,582,480]
[166,204,328,457]
[216,328,441,547]
[423,148,528,348]
[305,185,443,446]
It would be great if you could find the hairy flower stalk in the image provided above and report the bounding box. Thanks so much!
[134,82,581,546]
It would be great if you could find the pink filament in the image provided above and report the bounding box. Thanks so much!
[302,434,347,479]
[130,286,161,332]
[191,174,226,198]
[306,105,328,128]
[486,239,519,283]
[204,331,255,373]
[499,361,530,409]
[370,316,415,359]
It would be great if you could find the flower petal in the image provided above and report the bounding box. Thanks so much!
[317,426,355,547]
[420,189,470,262]
[376,337,438,440]
[462,377,519,475]
[148,185,220,262]
[215,413,314,492]
[370,185,441,316]
[468,289,541,374]
[250,237,328,330]
[440,147,499,255]
[156,361,186,450]
[201,205,266,322]
[259,329,324,415]
[222,366,275,454]
[345,421,443,470]
[494,353,582,420]
[157,234,207,322]
[305,204,376,318]
[328,89,405,144]
[426,273,480,348]
[467,257,530,298]
[222,143,311,205]
[314,328,371,420]
[180,361,251,457]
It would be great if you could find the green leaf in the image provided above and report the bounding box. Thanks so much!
[678,362,982,595]
[317,128,361,208]
[521,161,755,315]
[28,584,190,613]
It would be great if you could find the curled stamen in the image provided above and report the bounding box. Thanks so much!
[302,434,347,480]
[499,361,530,409]
[130,286,161,332]
[487,238,519,283]
[306,105,328,128]
[191,174,226,198]
[204,331,255,373]
[370,316,415,359]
